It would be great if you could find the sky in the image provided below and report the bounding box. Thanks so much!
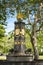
[5,17,17,35]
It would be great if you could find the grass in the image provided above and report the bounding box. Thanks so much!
[39,55,43,59]
[0,56,6,60]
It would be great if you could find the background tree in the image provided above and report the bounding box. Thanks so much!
[0,0,43,59]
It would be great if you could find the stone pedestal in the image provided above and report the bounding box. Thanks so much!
[7,53,34,61]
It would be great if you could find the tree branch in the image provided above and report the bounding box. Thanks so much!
[36,24,43,32]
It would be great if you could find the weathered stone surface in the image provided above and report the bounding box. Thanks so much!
[7,54,34,62]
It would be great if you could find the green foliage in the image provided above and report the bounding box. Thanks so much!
[25,33,32,49]
[25,28,32,48]
[0,24,5,38]
[0,35,14,54]
[37,31,43,55]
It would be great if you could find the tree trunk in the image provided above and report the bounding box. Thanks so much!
[31,22,39,60]
[31,34,39,59]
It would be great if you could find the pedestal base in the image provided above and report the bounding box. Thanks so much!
[7,53,34,61]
